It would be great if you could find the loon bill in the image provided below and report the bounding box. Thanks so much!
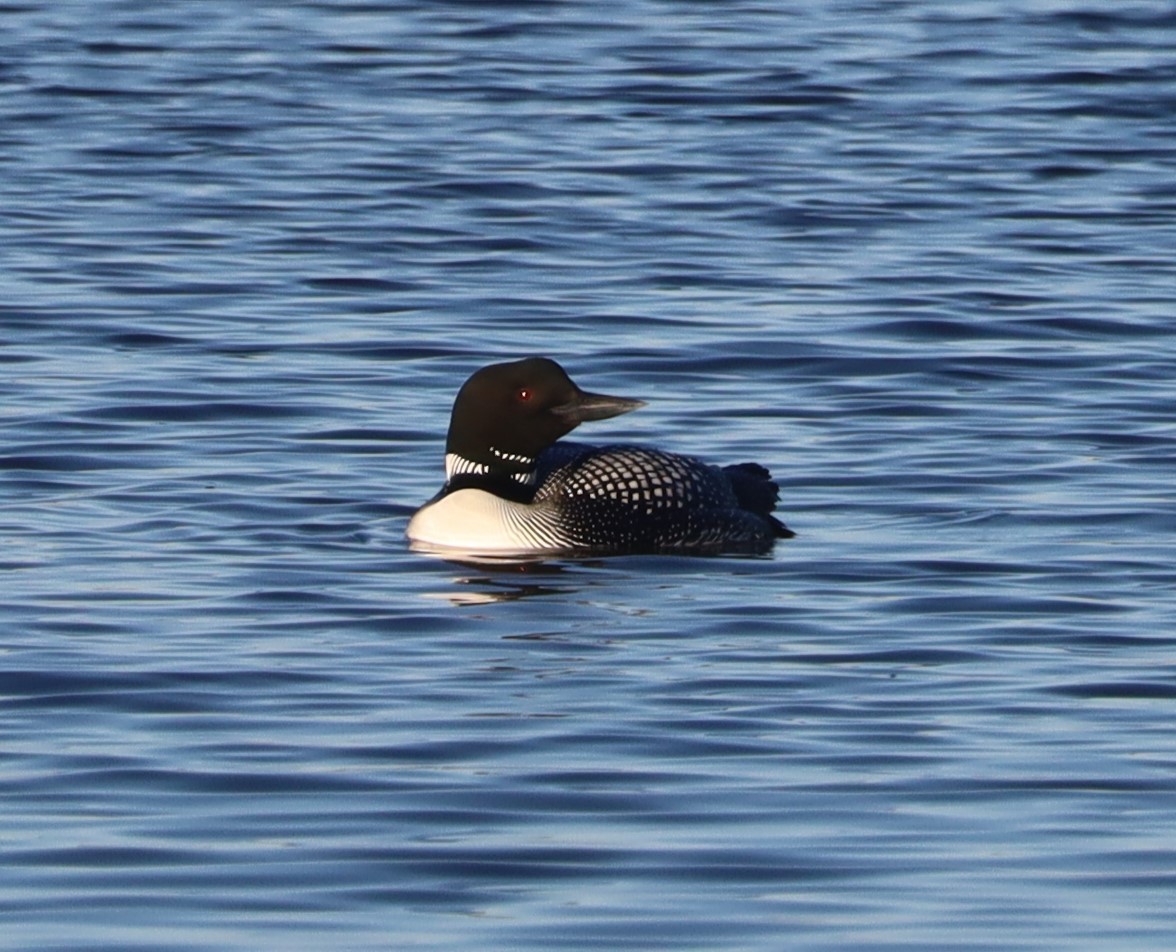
[406,357,794,555]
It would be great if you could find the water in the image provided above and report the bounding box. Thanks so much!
[3,1,1175,949]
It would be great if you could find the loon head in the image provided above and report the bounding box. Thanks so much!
[444,357,644,476]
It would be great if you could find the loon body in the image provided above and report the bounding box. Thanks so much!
[406,357,793,555]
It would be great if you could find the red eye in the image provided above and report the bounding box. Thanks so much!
[517,388,533,402]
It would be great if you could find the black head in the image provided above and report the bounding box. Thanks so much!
[445,357,644,473]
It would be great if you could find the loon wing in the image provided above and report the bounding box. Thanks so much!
[536,445,792,551]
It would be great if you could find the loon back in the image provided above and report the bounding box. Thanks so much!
[528,444,792,553]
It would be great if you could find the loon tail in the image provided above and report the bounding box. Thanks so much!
[723,462,795,539]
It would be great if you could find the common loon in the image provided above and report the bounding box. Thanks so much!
[405,357,794,555]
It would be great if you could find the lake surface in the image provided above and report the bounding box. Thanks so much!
[3,1,1175,949]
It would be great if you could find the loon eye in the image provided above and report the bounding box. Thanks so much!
[517,387,533,402]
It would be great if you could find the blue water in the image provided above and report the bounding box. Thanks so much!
[3,1,1176,949]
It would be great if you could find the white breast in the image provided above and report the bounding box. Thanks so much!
[405,488,565,553]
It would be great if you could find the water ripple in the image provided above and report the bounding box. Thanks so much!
[2,1,1175,950]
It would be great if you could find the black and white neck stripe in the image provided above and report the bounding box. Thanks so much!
[445,453,538,487]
